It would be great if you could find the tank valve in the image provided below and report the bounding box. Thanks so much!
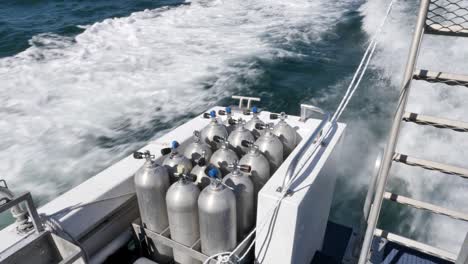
[175,164,196,182]
[241,140,253,148]
[227,160,252,174]
[202,110,217,119]
[133,150,155,161]
[243,105,260,116]
[270,112,287,120]
[213,135,228,146]
[193,130,202,142]
[225,117,246,126]
[218,107,232,116]
[161,140,180,156]
[254,122,274,131]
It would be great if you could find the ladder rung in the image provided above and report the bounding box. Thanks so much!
[374,228,457,262]
[425,24,468,38]
[403,112,468,132]
[383,192,468,222]
[393,153,468,178]
[413,69,468,87]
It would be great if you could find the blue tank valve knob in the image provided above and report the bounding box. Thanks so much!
[226,107,232,114]
[252,106,258,114]
[210,110,216,118]
[171,140,179,149]
[208,168,218,178]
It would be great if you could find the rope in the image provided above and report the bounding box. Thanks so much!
[202,251,232,264]
[332,0,394,122]
[206,1,396,262]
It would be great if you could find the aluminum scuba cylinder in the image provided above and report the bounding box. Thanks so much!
[244,106,265,139]
[239,141,271,195]
[209,136,239,176]
[190,151,222,190]
[162,141,193,183]
[183,130,213,164]
[254,123,284,172]
[200,110,229,149]
[133,151,173,263]
[166,165,201,264]
[218,107,236,134]
[271,112,298,158]
[198,169,237,256]
[227,118,255,156]
[222,161,254,242]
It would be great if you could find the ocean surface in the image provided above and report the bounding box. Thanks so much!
[1,0,468,254]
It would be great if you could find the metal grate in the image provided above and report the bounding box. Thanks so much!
[426,0,468,36]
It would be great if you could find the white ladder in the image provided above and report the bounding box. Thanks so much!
[358,0,468,262]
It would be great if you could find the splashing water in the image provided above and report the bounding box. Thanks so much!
[0,0,350,205]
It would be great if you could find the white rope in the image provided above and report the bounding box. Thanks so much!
[332,0,394,122]
[206,1,396,263]
[202,251,232,264]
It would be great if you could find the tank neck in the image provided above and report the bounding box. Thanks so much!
[178,177,188,185]
[248,147,260,155]
[209,180,223,190]
[144,160,157,168]
[220,142,229,149]
[170,150,180,158]
[231,169,242,177]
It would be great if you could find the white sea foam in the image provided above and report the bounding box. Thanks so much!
[361,0,468,253]
[0,0,348,204]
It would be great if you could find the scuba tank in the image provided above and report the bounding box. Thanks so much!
[244,106,265,139]
[254,123,284,172]
[239,141,271,195]
[271,112,298,158]
[190,151,222,190]
[198,169,237,256]
[218,107,236,134]
[162,141,193,183]
[227,118,255,156]
[133,151,173,263]
[183,130,213,164]
[222,161,254,242]
[200,110,228,149]
[166,165,201,264]
[209,136,239,176]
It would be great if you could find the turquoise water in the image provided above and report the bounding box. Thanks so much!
[1,0,467,253]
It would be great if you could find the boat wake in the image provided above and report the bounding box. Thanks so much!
[0,0,349,210]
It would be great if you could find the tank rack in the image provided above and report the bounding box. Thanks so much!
[132,220,210,262]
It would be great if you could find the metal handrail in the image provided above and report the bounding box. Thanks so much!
[231,95,261,109]
[357,1,431,263]
[277,104,330,194]
[353,151,382,257]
